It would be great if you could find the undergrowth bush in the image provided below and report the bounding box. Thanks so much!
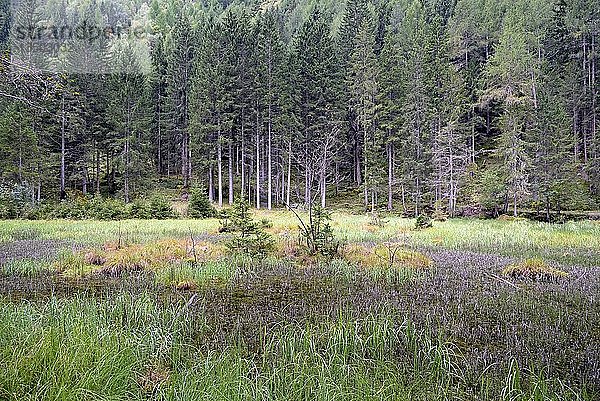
[0,183,33,219]
[128,196,178,220]
[188,188,216,219]
[415,214,433,229]
[1,194,179,220]
[221,201,274,257]
[296,206,340,259]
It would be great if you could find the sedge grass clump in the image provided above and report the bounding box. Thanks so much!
[60,240,226,277]
[502,258,569,281]
[0,259,50,276]
[342,243,433,271]
[53,251,95,277]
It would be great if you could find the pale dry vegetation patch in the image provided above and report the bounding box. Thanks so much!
[341,243,433,271]
[56,239,226,277]
[502,258,569,281]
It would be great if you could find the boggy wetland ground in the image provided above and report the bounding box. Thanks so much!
[0,213,599,400]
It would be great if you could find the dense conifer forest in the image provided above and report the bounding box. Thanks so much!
[1,0,598,218]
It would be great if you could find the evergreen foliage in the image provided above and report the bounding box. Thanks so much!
[0,0,598,219]
[221,200,274,257]
[188,188,217,219]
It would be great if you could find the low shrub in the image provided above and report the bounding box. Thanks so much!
[221,201,274,257]
[415,214,433,230]
[128,196,178,220]
[432,209,448,222]
[148,196,179,219]
[89,197,127,220]
[296,206,340,259]
[5,195,178,221]
[0,183,33,219]
[128,200,152,219]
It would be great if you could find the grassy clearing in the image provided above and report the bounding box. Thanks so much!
[1,212,598,265]
[0,212,598,400]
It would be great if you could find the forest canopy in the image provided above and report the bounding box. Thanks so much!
[0,0,598,218]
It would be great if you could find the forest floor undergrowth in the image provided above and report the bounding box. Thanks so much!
[0,213,598,400]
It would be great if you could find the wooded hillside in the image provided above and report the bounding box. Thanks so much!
[1,0,598,217]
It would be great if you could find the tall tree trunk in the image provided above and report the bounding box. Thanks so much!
[363,128,368,208]
[95,143,100,194]
[36,162,41,203]
[60,95,66,200]
[181,131,188,189]
[218,135,223,208]
[124,135,130,203]
[228,140,234,205]
[449,144,455,217]
[387,141,393,211]
[286,140,292,208]
[268,104,273,210]
[320,150,327,209]
[17,119,22,184]
[82,166,87,195]
[157,85,162,175]
[256,107,261,209]
[241,114,245,200]
[208,165,214,203]
[355,138,362,186]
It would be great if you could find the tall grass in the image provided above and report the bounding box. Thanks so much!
[0,294,586,401]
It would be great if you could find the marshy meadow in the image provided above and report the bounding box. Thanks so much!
[0,212,598,400]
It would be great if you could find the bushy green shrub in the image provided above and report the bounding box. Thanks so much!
[148,196,178,219]
[0,199,16,219]
[128,199,152,219]
[221,201,274,257]
[297,206,340,259]
[188,188,216,219]
[88,197,127,220]
[0,183,33,219]
[127,197,178,220]
[415,214,433,230]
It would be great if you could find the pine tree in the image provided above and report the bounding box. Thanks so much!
[293,7,341,208]
[398,0,433,217]
[109,41,150,203]
[348,18,381,211]
[166,5,196,190]
[484,7,537,216]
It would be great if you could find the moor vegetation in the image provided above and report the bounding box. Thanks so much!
[0,212,598,400]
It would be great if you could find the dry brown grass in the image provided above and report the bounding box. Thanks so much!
[138,364,170,394]
[175,280,198,291]
[341,243,433,270]
[502,258,569,280]
[60,240,226,277]
[273,234,301,259]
